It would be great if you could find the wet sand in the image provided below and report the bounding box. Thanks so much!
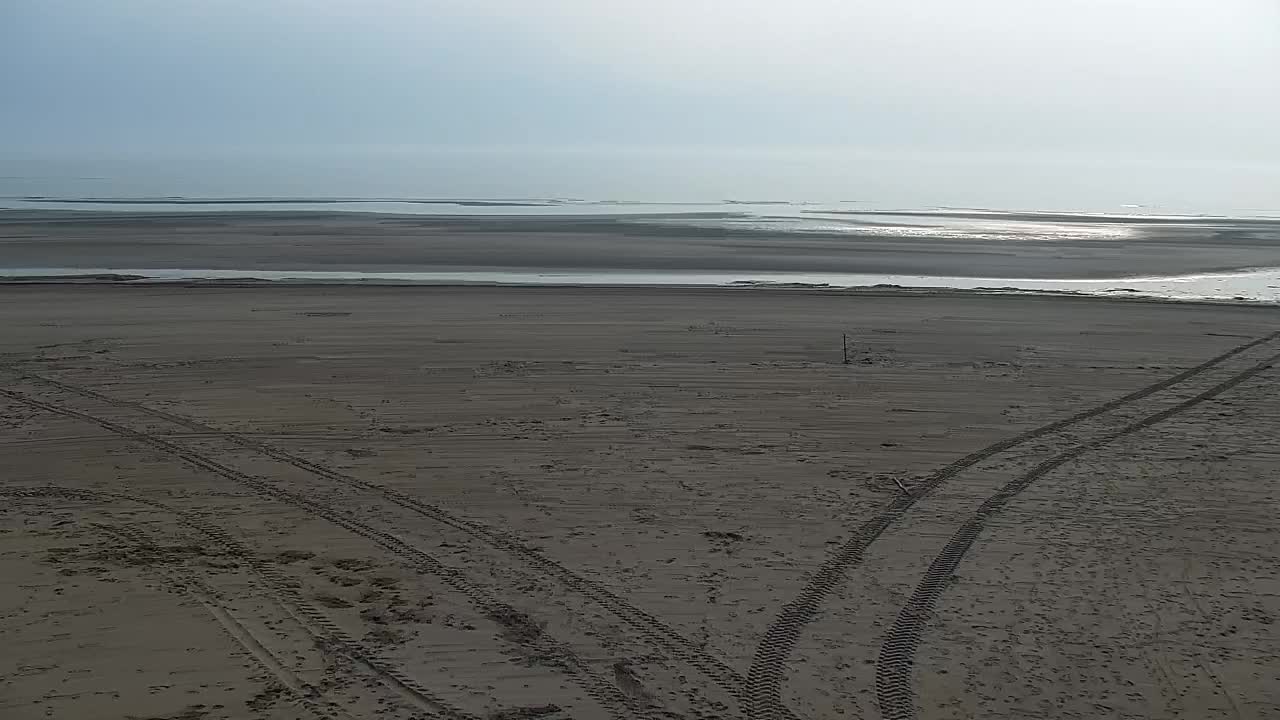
[4,209,1280,278]
[1,286,1278,719]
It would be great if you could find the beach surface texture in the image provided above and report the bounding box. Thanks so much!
[2,285,1278,719]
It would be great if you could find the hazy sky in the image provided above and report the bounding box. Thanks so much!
[3,1,1278,206]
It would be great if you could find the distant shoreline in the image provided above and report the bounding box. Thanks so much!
[2,208,1279,303]
[2,267,1277,307]
[6,201,1279,222]
[3,275,1279,315]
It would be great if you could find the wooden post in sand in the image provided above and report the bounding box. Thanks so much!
[842,333,851,365]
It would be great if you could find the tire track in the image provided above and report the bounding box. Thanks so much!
[4,485,478,720]
[91,522,346,720]
[874,351,1279,720]
[0,390,643,720]
[8,370,761,716]
[744,330,1280,719]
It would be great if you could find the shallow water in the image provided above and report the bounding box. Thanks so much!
[8,266,1280,305]
[7,195,1278,249]
[6,188,1280,303]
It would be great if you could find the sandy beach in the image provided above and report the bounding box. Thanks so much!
[8,0,1279,716]
[1,284,1277,719]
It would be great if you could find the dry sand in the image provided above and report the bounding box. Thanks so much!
[1,285,1277,719]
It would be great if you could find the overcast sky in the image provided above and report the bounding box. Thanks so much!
[3,1,1278,206]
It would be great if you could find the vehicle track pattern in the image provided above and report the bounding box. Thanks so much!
[3,485,477,720]
[0,389,641,720]
[8,369,764,718]
[744,330,1280,719]
[92,522,351,720]
[873,351,1279,720]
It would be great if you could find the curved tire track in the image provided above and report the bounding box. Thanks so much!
[744,330,1280,719]
[0,390,641,720]
[5,485,478,720]
[875,350,1279,720]
[9,370,762,717]
[90,522,347,720]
